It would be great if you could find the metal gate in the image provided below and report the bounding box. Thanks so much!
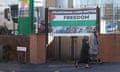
[47,37,84,60]
[45,7,100,61]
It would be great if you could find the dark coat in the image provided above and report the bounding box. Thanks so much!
[78,39,90,64]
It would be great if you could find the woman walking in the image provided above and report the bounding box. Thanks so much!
[75,36,90,68]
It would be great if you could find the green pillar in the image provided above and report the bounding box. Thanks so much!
[18,0,34,36]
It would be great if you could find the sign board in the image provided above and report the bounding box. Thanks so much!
[48,8,97,36]
[19,0,29,17]
[100,20,120,34]
[17,46,27,52]
[34,0,44,7]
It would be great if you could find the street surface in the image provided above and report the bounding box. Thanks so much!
[0,61,120,72]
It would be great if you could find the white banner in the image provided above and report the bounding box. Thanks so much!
[53,14,96,21]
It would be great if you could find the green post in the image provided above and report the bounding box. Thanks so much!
[18,0,34,36]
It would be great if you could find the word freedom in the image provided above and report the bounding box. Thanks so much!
[64,15,89,20]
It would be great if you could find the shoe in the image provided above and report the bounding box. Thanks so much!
[85,64,90,68]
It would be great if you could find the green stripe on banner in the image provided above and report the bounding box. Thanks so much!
[50,20,96,27]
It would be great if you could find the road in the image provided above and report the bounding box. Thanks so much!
[0,61,120,72]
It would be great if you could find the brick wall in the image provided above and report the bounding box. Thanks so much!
[99,34,120,62]
[0,35,29,62]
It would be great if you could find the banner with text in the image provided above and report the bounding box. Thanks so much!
[48,8,97,36]
[19,0,29,17]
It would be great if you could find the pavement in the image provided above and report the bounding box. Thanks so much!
[0,61,120,72]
